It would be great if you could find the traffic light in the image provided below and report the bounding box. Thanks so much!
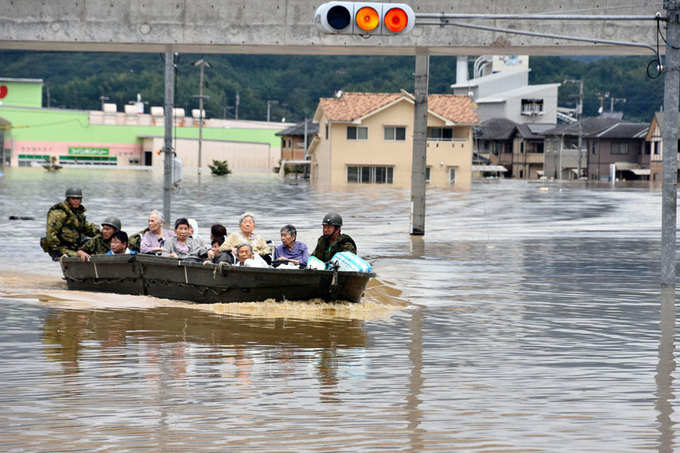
[315,2,415,36]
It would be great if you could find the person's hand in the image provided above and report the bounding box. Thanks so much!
[153,247,162,252]
[289,259,299,265]
[207,250,216,259]
[76,250,91,262]
[202,260,211,265]
[169,253,178,258]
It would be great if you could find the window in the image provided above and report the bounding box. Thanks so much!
[611,142,629,154]
[427,127,453,141]
[521,99,544,115]
[425,166,431,183]
[347,126,368,140]
[448,167,456,185]
[347,166,394,184]
[384,126,406,141]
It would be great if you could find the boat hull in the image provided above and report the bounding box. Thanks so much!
[60,255,373,303]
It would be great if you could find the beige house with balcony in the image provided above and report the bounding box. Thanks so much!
[308,91,479,190]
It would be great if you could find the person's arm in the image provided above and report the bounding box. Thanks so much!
[311,237,324,260]
[139,231,156,254]
[220,233,238,252]
[340,236,357,254]
[44,209,66,252]
[299,243,310,266]
[253,235,271,256]
[161,237,176,257]
[83,220,100,238]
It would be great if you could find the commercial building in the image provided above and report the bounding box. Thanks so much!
[0,77,287,172]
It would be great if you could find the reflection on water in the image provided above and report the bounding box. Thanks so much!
[0,168,678,450]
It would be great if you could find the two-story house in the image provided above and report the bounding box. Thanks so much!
[587,121,649,181]
[308,91,479,189]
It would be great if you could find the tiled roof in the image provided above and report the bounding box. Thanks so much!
[428,94,479,124]
[275,119,318,137]
[475,118,517,140]
[596,122,648,139]
[318,93,402,122]
[318,92,479,124]
[543,117,622,137]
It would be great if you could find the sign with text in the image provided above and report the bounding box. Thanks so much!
[68,146,109,156]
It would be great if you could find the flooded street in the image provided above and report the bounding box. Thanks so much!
[0,168,677,451]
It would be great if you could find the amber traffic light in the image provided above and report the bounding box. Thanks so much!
[315,2,415,35]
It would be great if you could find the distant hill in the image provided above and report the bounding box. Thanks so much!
[0,51,662,123]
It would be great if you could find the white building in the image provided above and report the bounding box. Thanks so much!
[451,56,560,124]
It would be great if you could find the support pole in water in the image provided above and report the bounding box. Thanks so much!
[662,2,680,287]
[163,50,175,225]
[410,51,429,236]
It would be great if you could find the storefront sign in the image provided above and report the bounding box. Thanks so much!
[68,146,109,156]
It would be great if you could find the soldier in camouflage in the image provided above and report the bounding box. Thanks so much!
[41,187,100,261]
[76,216,122,262]
[311,212,357,262]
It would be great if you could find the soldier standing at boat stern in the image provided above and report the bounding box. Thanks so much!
[76,216,122,262]
[311,212,357,262]
[41,187,100,261]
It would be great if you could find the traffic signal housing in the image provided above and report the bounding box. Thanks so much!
[315,2,415,36]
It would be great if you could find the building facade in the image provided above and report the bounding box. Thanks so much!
[309,91,479,190]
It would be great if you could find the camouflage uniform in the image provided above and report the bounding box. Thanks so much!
[311,234,357,262]
[42,200,100,260]
[79,233,112,255]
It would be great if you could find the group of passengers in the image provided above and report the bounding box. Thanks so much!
[42,187,357,269]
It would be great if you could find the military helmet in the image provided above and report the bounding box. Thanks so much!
[322,212,343,227]
[65,187,83,198]
[101,216,122,231]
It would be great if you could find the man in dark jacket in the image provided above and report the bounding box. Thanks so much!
[311,212,357,262]
[76,216,121,262]
[41,187,100,260]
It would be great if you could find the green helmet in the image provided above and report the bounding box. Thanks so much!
[101,216,121,231]
[65,187,83,198]
[322,212,343,227]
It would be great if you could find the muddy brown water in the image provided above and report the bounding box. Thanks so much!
[0,168,676,451]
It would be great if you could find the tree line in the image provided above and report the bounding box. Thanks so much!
[0,51,662,123]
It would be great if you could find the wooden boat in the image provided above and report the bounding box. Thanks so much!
[59,254,374,303]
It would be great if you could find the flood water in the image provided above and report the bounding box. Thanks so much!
[0,168,677,451]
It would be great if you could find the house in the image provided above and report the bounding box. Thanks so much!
[275,119,318,162]
[474,118,555,179]
[308,91,479,189]
[645,112,679,184]
[475,118,517,174]
[586,121,649,181]
[543,117,621,180]
[451,66,560,124]
[511,123,555,179]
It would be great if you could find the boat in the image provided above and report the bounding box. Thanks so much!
[59,254,374,303]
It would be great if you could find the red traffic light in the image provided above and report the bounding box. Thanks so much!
[315,2,414,35]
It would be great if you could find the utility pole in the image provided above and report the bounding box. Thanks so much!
[410,51,428,235]
[266,99,279,122]
[194,58,210,175]
[577,79,584,178]
[163,50,175,225]
[661,0,680,287]
[235,92,240,120]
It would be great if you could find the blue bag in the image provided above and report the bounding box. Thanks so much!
[328,251,372,273]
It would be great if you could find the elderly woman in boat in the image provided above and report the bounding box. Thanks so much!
[273,224,309,267]
[162,217,207,260]
[140,210,174,254]
[219,212,271,263]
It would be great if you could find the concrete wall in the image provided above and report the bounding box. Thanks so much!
[146,137,275,171]
[0,0,658,56]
